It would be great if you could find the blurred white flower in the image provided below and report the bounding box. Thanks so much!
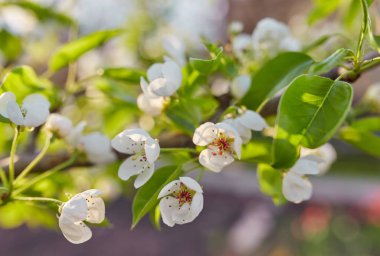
[282,158,319,204]
[158,176,203,227]
[231,75,251,99]
[163,36,186,67]
[223,110,268,143]
[66,121,86,147]
[193,122,242,172]
[145,59,182,97]
[45,114,73,138]
[137,78,165,116]
[232,34,252,58]
[363,83,380,111]
[211,78,230,97]
[0,92,50,127]
[301,143,337,174]
[252,18,300,60]
[59,189,105,244]
[80,132,116,165]
[0,6,37,36]
[229,21,244,34]
[111,128,160,188]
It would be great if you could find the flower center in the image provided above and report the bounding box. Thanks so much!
[174,183,194,207]
[210,132,234,155]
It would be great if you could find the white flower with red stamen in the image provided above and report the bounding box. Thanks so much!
[111,128,160,188]
[158,177,203,227]
[282,157,320,204]
[300,143,337,175]
[0,92,50,127]
[223,110,268,143]
[59,189,105,244]
[193,122,242,172]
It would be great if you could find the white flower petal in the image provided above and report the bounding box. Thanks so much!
[22,94,50,109]
[237,110,268,131]
[137,93,164,116]
[6,100,24,125]
[59,216,92,244]
[80,190,105,224]
[190,192,203,220]
[162,60,182,88]
[180,177,203,193]
[23,103,50,127]
[144,137,160,163]
[159,196,178,227]
[282,172,312,204]
[45,114,73,137]
[291,158,320,176]
[172,203,192,224]
[231,75,251,99]
[158,180,181,199]
[147,63,163,81]
[111,128,148,154]
[66,121,86,147]
[192,122,217,146]
[199,148,234,172]
[134,162,154,188]
[61,195,88,222]
[0,92,16,118]
[117,156,147,181]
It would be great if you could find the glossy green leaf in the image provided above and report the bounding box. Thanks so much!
[165,99,201,135]
[241,136,273,164]
[101,67,145,84]
[240,52,314,111]
[257,164,286,205]
[308,0,341,25]
[309,48,352,75]
[273,75,353,168]
[132,165,181,228]
[49,29,122,72]
[190,47,223,74]
[339,126,380,157]
[351,117,380,131]
[0,29,22,61]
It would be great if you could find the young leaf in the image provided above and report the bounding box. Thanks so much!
[309,48,352,75]
[49,29,122,72]
[0,29,22,61]
[132,165,182,228]
[339,126,380,157]
[307,0,341,25]
[257,164,286,205]
[240,52,314,111]
[241,137,273,164]
[100,67,145,84]
[273,75,353,168]
[149,205,161,230]
[190,47,223,74]
[165,99,201,135]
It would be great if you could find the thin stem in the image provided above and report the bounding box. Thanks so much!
[0,168,8,188]
[8,126,20,192]
[13,196,62,205]
[13,153,78,196]
[196,169,204,182]
[355,0,369,65]
[14,133,52,184]
[359,57,380,72]
[161,148,198,153]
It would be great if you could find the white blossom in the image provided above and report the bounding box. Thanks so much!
[223,110,268,143]
[158,177,203,227]
[363,83,380,111]
[232,34,252,58]
[111,128,160,188]
[163,36,186,67]
[0,92,50,127]
[229,21,244,34]
[282,158,320,204]
[252,18,300,60]
[193,122,242,172]
[59,189,105,244]
[80,132,116,165]
[66,121,86,148]
[231,75,251,99]
[145,59,182,97]
[137,78,165,116]
[301,143,337,175]
[45,114,73,138]
[211,78,230,97]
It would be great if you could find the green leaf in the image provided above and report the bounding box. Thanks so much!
[165,99,201,135]
[0,29,22,61]
[302,34,335,52]
[339,126,380,157]
[100,67,145,84]
[308,0,341,25]
[240,52,314,111]
[351,117,380,131]
[344,0,374,28]
[309,48,352,75]
[190,47,223,74]
[132,165,182,228]
[273,75,353,168]
[257,164,286,205]
[241,136,273,164]
[49,29,122,72]
[1,66,58,105]
[2,2,74,26]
